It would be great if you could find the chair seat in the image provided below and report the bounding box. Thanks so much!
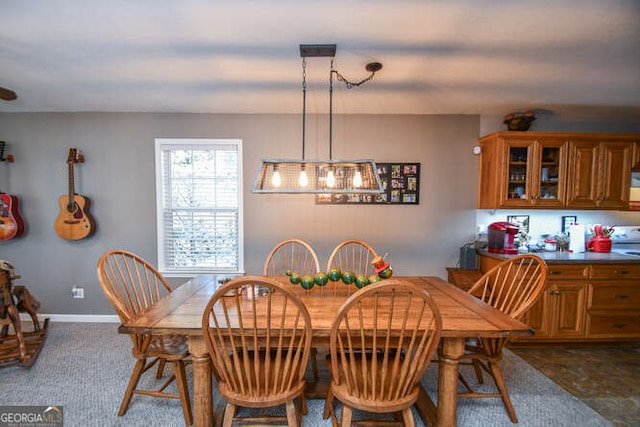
[146,334,190,359]
[330,355,420,413]
[218,364,307,409]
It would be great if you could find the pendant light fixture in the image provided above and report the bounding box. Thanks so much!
[252,44,384,194]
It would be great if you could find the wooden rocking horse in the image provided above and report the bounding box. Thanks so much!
[0,260,49,367]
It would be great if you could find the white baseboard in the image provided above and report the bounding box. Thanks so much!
[20,313,120,323]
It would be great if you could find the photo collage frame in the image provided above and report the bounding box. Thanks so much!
[315,162,421,205]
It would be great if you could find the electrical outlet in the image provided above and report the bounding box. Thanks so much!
[72,286,84,299]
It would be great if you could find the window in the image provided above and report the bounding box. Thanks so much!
[155,138,243,276]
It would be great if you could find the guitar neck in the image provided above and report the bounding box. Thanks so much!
[67,160,75,208]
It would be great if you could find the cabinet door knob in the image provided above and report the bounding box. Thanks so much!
[612,323,627,329]
[615,270,630,275]
[614,294,629,299]
[548,270,561,275]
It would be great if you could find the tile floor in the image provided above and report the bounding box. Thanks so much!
[512,346,640,427]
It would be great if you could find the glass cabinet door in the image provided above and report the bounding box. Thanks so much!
[532,140,567,208]
[505,144,531,205]
[538,146,560,200]
[503,138,567,208]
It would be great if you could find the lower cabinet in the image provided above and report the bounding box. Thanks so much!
[479,254,640,345]
[517,264,587,342]
[587,264,640,339]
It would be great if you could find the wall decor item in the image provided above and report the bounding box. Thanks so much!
[503,110,536,131]
[506,215,530,234]
[315,162,420,205]
[562,215,577,233]
[0,141,26,240]
[54,148,96,240]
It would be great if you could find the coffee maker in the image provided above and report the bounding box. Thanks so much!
[487,221,519,254]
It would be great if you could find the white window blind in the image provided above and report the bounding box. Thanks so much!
[155,139,243,275]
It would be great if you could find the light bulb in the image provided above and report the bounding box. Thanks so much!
[353,170,363,188]
[326,169,335,187]
[299,168,308,187]
[271,170,281,187]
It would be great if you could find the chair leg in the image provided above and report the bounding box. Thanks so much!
[285,399,299,427]
[472,359,484,383]
[489,361,518,423]
[299,392,307,415]
[157,358,167,379]
[323,389,334,420]
[119,359,146,416]
[340,405,352,427]
[173,360,193,426]
[310,347,319,381]
[222,403,236,427]
[401,407,415,427]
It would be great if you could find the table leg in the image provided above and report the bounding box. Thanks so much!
[437,337,465,427]
[189,336,213,427]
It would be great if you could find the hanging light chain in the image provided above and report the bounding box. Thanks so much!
[301,57,307,160]
[329,57,334,160]
[332,60,380,89]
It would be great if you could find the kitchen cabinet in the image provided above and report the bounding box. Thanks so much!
[511,263,587,342]
[477,132,567,209]
[565,139,633,209]
[477,132,639,210]
[478,253,640,345]
[587,264,640,338]
[632,142,640,170]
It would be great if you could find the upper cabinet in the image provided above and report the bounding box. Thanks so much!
[566,139,633,209]
[477,132,640,210]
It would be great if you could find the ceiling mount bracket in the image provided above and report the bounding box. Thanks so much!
[300,44,337,58]
[365,62,383,73]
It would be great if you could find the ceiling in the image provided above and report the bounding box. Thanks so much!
[1,0,639,117]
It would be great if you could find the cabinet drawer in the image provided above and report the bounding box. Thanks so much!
[590,285,640,309]
[545,264,588,280]
[590,264,640,280]
[587,313,640,337]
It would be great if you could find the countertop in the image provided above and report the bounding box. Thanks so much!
[477,249,640,264]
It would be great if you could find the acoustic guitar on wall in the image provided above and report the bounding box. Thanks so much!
[0,141,26,241]
[54,148,95,240]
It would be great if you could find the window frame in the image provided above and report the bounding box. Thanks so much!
[154,138,244,277]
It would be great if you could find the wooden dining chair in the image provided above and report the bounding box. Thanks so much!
[458,254,547,423]
[263,238,321,381]
[326,239,378,277]
[323,279,442,427]
[97,250,193,426]
[202,276,313,427]
[263,238,320,277]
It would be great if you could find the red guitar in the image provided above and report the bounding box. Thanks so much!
[0,142,25,240]
[54,148,95,240]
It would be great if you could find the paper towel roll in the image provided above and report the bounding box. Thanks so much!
[569,223,585,253]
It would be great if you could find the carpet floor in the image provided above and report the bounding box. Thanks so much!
[0,322,612,426]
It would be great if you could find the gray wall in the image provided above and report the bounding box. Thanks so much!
[0,113,481,315]
[480,111,640,135]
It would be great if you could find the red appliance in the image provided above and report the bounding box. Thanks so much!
[488,221,519,254]
[586,225,612,253]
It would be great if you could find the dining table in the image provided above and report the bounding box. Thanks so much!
[119,275,531,427]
